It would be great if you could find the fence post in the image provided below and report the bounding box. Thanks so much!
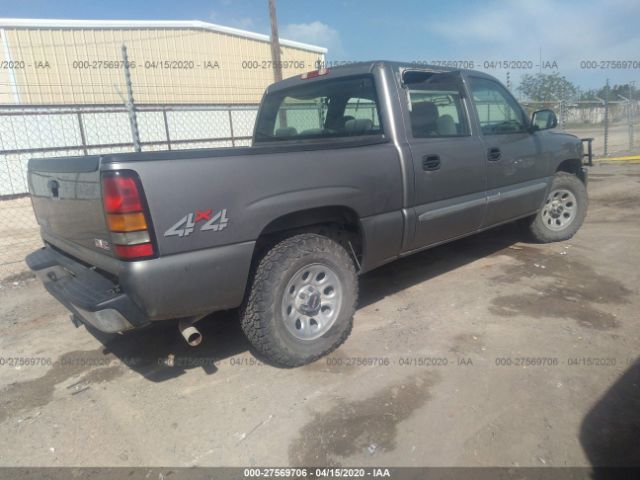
[121,44,141,152]
[228,109,235,147]
[603,79,609,156]
[632,101,636,150]
[618,94,633,151]
[77,111,88,155]
[162,108,172,150]
[628,99,633,151]
[630,82,635,150]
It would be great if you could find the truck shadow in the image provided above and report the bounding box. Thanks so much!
[580,358,640,474]
[358,223,522,309]
[86,223,522,381]
[85,311,249,382]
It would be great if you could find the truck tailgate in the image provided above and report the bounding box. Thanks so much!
[28,155,113,256]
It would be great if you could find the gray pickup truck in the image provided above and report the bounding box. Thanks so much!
[26,61,588,367]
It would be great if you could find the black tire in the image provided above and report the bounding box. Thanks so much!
[525,172,588,243]
[240,233,358,367]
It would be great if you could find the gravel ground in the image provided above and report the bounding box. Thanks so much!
[0,162,638,467]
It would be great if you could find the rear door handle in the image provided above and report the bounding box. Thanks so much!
[422,154,441,171]
[487,147,502,161]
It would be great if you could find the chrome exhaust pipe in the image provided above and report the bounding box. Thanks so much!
[178,318,202,347]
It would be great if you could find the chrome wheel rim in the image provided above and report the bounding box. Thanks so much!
[281,263,343,341]
[542,188,577,231]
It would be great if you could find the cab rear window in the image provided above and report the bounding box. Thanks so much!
[254,76,383,142]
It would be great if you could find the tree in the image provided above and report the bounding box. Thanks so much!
[517,73,579,102]
[580,83,638,101]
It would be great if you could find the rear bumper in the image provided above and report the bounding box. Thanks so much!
[26,247,147,333]
[26,240,255,333]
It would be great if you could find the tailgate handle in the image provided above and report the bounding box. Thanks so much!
[422,154,441,171]
[47,179,60,198]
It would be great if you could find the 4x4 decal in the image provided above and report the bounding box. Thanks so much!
[164,208,229,237]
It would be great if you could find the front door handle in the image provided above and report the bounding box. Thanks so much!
[422,154,441,171]
[487,147,502,161]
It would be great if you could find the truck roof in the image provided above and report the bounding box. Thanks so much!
[266,60,493,94]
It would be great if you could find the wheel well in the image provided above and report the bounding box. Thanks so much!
[557,158,586,182]
[253,206,363,268]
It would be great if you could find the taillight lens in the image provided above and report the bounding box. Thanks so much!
[103,176,143,213]
[106,212,148,232]
[114,243,155,259]
[101,172,155,260]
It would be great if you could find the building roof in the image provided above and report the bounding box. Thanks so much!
[0,18,327,54]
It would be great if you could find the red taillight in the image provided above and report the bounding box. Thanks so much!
[103,175,143,213]
[114,243,154,259]
[102,172,155,260]
[301,68,330,80]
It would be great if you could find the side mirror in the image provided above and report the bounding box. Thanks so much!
[531,109,558,131]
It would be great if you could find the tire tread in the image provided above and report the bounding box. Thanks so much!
[240,233,357,367]
[527,172,588,243]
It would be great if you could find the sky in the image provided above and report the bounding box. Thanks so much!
[1,0,639,91]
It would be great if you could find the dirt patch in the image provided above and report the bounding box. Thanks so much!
[491,292,621,330]
[449,333,485,355]
[489,246,631,330]
[289,371,440,465]
[588,213,638,224]
[303,349,360,375]
[0,348,122,424]
[1,270,35,284]
[595,192,640,209]
[67,366,124,395]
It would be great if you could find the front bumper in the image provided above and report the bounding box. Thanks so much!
[26,247,149,333]
[581,166,589,185]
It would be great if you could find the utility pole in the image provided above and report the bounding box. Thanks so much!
[539,47,542,74]
[268,0,283,84]
[121,44,141,152]
[268,0,286,126]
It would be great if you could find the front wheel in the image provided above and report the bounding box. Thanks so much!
[240,233,358,367]
[525,172,588,243]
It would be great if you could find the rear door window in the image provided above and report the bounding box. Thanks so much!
[403,72,469,138]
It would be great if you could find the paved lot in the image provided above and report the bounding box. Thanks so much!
[0,162,639,467]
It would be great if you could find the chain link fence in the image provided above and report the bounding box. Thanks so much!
[0,103,258,280]
[521,99,640,156]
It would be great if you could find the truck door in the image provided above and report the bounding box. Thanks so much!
[402,71,487,252]
[466,75,549,227]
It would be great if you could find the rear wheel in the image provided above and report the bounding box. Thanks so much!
[525,172,587,243]
[240,233,357,367]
